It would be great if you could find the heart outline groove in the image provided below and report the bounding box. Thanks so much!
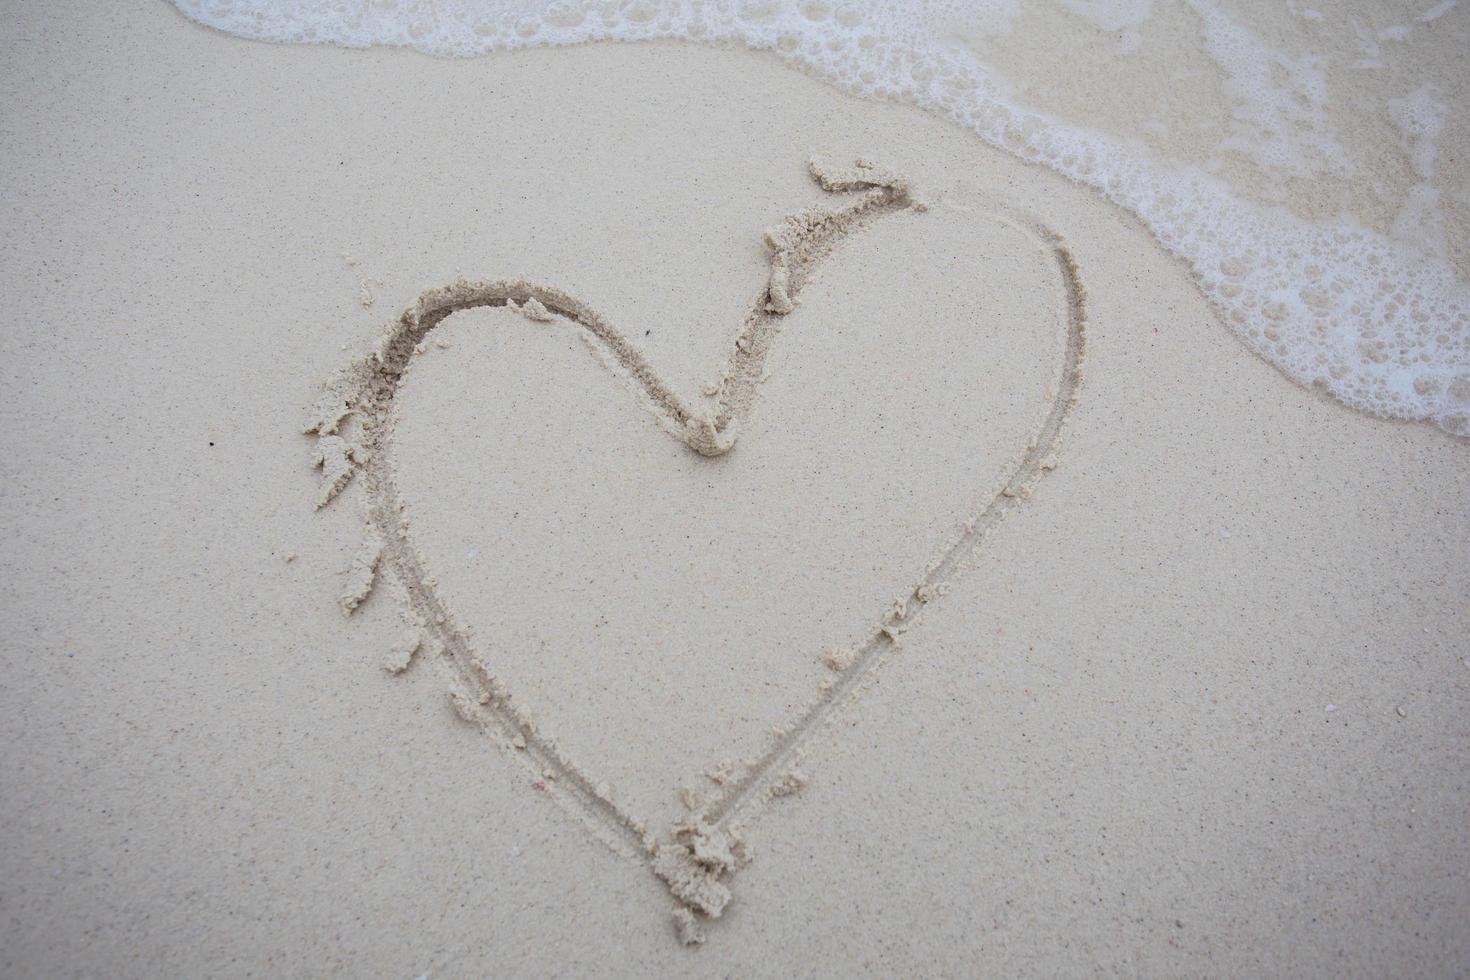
[305,158,1087,942]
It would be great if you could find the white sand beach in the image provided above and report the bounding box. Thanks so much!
[1,1,1467,974]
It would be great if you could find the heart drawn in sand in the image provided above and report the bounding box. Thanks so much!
[305,159,1085,943]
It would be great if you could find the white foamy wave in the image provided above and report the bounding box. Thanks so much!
[173,0,1470,438]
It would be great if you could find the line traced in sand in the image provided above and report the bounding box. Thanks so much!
[304,158,1086,936]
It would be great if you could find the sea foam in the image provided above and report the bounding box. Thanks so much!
[173,0,1470,439]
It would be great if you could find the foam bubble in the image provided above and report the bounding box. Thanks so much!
[174,0,1470,439]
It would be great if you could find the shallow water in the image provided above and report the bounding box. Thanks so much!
[173,0,1470,438]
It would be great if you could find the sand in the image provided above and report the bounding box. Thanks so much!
[1,1,1467,975]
